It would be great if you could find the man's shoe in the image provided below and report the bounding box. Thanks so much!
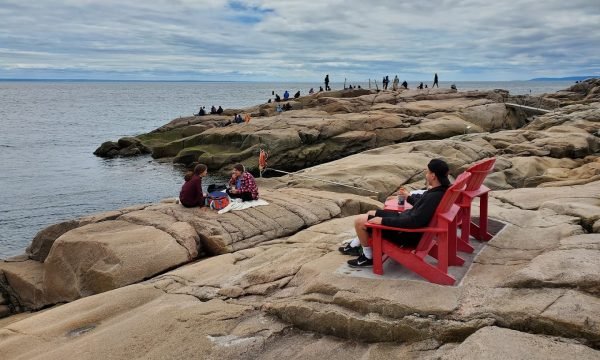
[347,254,373,268]
[338,243,361,256]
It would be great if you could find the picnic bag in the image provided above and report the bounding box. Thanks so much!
[207,191,230,210]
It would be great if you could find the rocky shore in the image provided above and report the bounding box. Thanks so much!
[1,79,599,359]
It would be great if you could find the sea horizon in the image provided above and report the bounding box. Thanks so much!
[1,77,596,83]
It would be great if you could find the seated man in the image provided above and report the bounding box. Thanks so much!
[283,90,290,100]
[340,159,451,267]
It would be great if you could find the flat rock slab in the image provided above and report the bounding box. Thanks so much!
[1,195,600,358]
[441,326,599,360]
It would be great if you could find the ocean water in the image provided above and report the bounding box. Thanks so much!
[0,80,576,258]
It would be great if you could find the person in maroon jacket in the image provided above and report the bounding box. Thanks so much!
[226,163,259,202]
[179,164,208,207]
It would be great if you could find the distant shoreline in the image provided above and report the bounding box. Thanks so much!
[529,76,597,81]
[1,78,595,83]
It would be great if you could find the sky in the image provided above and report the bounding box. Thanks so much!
[0,0,598,81]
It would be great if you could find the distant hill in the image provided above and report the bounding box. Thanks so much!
[529,76,598,81]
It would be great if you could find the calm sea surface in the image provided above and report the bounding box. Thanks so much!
[0,80,575,258]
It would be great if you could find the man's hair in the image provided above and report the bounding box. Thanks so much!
[233,163,245,172]
[427,159,451,187]
[194,163,207,176]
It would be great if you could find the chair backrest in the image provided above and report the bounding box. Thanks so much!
[414,172,471,254]
[464,158,496,191]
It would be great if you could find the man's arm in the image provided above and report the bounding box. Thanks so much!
[381,191,443,228]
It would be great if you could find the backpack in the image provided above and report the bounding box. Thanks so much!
[207,191,230,210]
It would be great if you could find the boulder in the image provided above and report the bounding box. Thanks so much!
[0,259,45,310]
[26,220,80,262]
[92,141,119,158]
[42,220,191,304]
[93,137,150,158]
[503,246,600,295]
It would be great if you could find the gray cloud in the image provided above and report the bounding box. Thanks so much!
[0,0,598,80]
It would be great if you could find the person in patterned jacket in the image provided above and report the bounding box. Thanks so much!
[226,163,259,201]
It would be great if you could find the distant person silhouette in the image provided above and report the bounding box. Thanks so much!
[275,94,281,102]
[283,90,290,100]
[324,74,330,91]
[417,82,424,89]
[294,90,300,99]
[401,80,408,89]
[392,75,399,90]
[210,106,217,114]
[433,73,439,88]
[216,106,223,114]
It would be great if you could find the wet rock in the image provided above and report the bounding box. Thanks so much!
[94,137,150,158]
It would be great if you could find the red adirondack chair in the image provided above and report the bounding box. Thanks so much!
[457,158,496,253]
[366,172,471,285]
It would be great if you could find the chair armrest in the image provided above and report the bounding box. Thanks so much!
[365,223,447,233]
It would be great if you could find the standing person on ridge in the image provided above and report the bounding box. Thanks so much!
[392,75,399,91]
[433,73,439,88]
[324,74,330,91]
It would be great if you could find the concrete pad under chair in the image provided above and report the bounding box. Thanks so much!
[335,218,507,285]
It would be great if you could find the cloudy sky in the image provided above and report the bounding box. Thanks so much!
[0,0,598,81]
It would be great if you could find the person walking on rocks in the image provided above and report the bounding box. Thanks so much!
[433,73,439,88]
[179,164,208,208]
[340,159,451,267]
[324,74,330,91]
[392,75,399,91]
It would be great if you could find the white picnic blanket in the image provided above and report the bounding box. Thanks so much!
[217,198,269,214]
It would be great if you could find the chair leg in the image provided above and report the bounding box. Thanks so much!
[437,232,448,273]
[448,219,465,266]
[479,193,492,241]
[372,229,384,275]
[458,206,475,253]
